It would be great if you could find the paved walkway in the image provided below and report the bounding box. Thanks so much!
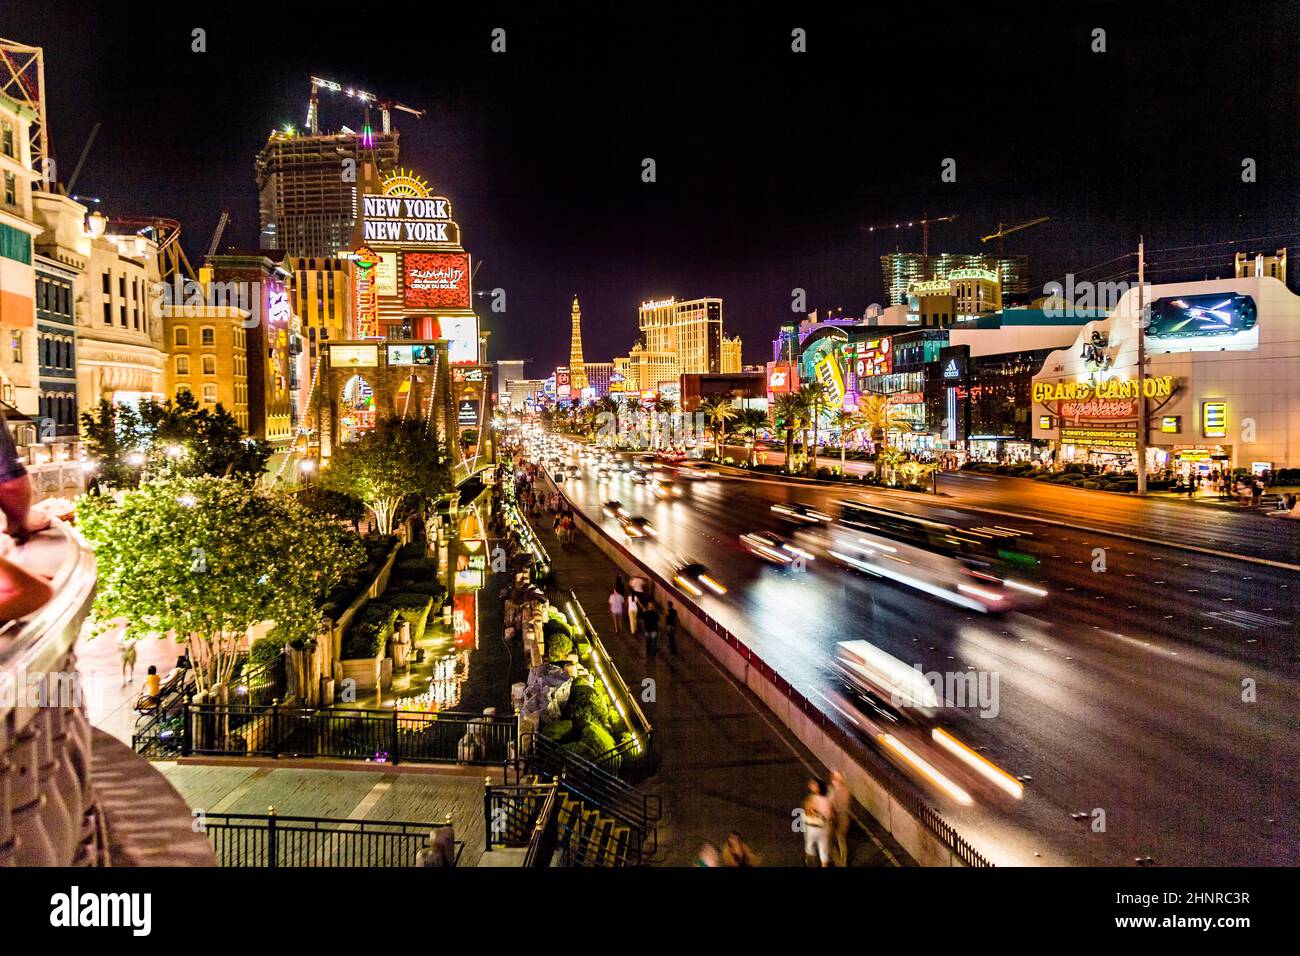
[158,762,492,866]
[79,626,186,744]
[531,502,910,867]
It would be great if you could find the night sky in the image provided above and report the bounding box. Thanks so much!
[7,1,1299,373]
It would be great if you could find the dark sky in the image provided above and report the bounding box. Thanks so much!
[8,1,1300,374]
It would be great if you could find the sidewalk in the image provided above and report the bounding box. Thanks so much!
[532,510,910,867]
[79,626,186,745]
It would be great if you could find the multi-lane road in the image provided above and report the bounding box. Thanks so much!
[542,443,1300,866]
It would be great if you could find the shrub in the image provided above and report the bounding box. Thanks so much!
[389,592,434,644]
[401,579,447,603]
[392,557,439,582]
[545,629,575,662]
[248,637,283,667]
[342,601,397,658]
[1081,480,1101,489]
[560,739,598,762]
[580,721,616,759]
[396,542,427,562]
[1110,480,1138,492]
[567,681,611,727]
[541,719,574,742]
[1063,463,1085,475]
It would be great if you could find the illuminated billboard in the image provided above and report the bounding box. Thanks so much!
[404,251,471,310]
[386,344,437,366]
[330,344,379,368]
[767,361,797,396]
[433,316,479,364]
[458,398,481,427]
[855,339,892,378]
[815,354,845,406]
[1146,293,1259,353]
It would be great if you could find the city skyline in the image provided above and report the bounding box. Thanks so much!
[7,1,1300,375]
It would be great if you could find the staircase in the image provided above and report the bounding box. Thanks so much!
[521,772,638,867]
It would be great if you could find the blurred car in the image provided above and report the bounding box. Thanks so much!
[620,515,657,539]
[770,502,833,523]
[602,500,628,519]
[832,640,939,725]
[630,470,650,484]
[739,530,816,566]
[671,561,727,597]
[675,462,719,480]
[596,467,613,480]
[653,478,682,499]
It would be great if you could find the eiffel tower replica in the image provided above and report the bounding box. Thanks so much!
[568,295,588,394]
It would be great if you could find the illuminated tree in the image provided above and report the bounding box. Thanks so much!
[321,417,450,535]
[830,408,866,474]
[771,393,807,472]
[76,477,364,697]
[733,407,769,466]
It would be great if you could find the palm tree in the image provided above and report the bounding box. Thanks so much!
[830,408,866,474]
[733,407,769,466]
[796,383,827,474]
[857,393,911,483]
[772,392,808,473]
[650,396,677,449]
[699,396,739,460]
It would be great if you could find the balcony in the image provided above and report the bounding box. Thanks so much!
[0,517,215,866]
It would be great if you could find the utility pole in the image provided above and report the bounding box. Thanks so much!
[1135,236,1147,494]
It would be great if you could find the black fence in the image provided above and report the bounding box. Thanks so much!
[156,703,517,768]
[484,782,560,866]
[202,811,460,867]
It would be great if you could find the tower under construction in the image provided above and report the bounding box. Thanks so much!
[256,128,399,257]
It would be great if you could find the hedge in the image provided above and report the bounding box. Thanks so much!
[396,542,428,562]
[342,601,397,658]
[400,579,447,603]
[248,637,283,668]
[545,629,575,662]
[392,557,439,583]
[567,681,611,728]
[389,592,434,644]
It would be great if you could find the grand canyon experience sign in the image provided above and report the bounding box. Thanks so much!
[361,195,462,246]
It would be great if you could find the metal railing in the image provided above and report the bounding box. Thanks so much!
[159,703,518,768]
[484,781,560,866]
[523,733,660,858]
[202,810,461,867]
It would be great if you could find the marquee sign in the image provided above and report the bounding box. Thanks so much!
[403,251,471,310]
[1032,375,1174,403]
[361,194,462,246]
[855,339,892,378]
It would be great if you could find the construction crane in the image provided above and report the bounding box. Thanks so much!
[862,214,957,257]
[205,210,230,260]
[108,216,195,283]
[982,216,1051,256]
[307,75,425,135]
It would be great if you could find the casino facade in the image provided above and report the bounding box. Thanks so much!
[1031,276,1299,477]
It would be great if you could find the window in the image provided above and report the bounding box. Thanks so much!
[175,355,190,375]
[118,276,125,298]
[10,332,20,363]
[174,327,189,346]
[202,384,218,404]
[202,355,216,375]
[119,304,126,327]
[3,172,14,207]
[201,327,215,346]
[1,121,12,157]
[102,272,110,294]
[103,302,112,325]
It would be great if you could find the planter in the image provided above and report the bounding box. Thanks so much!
[339,657,382,692]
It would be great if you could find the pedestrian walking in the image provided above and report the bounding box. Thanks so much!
[118,633,138,686]
[801,778,835,867]
[722,832,758,867]
[694,842,721,867]
[641,599,660,657]
[664,601,679,654]
[627,591,640,635]
[828,770,852,866]
[608,588,625,634]
[1252,478,1263,510]
[614,573,626,597]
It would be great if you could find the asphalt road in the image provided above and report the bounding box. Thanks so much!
[724,445,1300,565]
[541,447,1300,866]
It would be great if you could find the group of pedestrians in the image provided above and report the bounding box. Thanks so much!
[694,832,759,867]
[514,464,582,547]
[608,573,679,658]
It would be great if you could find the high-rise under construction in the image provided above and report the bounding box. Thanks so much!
[256,129,399,257]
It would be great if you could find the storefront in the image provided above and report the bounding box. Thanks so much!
[1033,276,1299,474]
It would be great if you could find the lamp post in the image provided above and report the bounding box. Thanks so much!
[1136,237,1148,495]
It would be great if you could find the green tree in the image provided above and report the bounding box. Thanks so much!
[771,393,806,472]
[321,417,449,535]
[830,408,866,474]
[857,394,911,484]
[76,476,365,697]
[80,392,271,488]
